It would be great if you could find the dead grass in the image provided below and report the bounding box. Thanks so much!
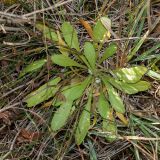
[0,0,160,159]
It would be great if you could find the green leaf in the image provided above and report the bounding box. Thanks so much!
[24,77,61,107]
[19,59,47,77]
[132,54,160,62]
[114,66,147,83]
[61,22,80,51]
[84,42,96,70]
[132,43,160,62]
[97,92,110,119]
[93,17,111,42]
[125,4,147,60]
[80,55,92,71]
[54,76,92,106]
[88,139,97,160]
[97,92,117,142]
[75,91,92,145]
[102,119,117,142]
[62,76,92,101]
[51,54,85,68]
[36,23,58,42]
[106,76,151,94]
[127,30,150,61]
[147,70,160,80]
[99,43,117,63]
[102,78,125,113]
[127,3,147,41]
[51,100,73,131]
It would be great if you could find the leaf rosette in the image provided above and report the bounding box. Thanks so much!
[22,18,151,144]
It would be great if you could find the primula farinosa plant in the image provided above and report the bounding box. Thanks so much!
[21,17,151,144]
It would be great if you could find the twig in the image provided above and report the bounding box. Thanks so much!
[0,26,21,32]
[0,0,73,22]
[3,28,31,46]
[22,0,74,18]
[121,136,160,141]
[0,84,26,99]
[0,17,31,24]
[107,37,160,42]
[0,11,25,19]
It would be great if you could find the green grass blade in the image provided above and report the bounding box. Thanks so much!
[131,43,160,62]
[127,30,150,61]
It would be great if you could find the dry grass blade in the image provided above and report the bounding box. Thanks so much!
[121,136,160,141]
[22,0,74,18]
[79,18,93,39]
[0,0,160,159]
